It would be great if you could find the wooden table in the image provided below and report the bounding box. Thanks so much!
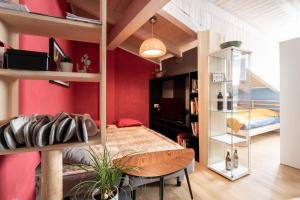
[118,148,195,200]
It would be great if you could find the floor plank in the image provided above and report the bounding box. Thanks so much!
[136,132,300,200]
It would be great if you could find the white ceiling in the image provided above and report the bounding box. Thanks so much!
[209,0,300,41]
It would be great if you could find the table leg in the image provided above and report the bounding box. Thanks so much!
[41,150,63,200]
[132,189,136,200]
[184,168,193,200]
[176,177,182,187]
[159,177,164,200]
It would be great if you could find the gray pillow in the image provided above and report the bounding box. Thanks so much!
[33,117,50,147]
[37,113,66,147]
[63,147,91,165]
[49,113,68,145]
[0,121,10,150]
[10,116,30,144]
[82,114,98,137]
[4,126,17,149]
[56,117,72,142]
[23,121,34,147]
[63,118,76,143]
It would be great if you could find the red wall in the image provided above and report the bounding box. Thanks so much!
[0,1,74,200]
[115,49,156,126]
[72,44,156,126]
[0,1,156,199]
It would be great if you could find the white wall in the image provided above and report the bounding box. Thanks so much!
[280,37,300,169]
[164,0,280,90]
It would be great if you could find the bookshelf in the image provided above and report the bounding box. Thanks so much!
[0,0,107,199]
[149,71,199,161]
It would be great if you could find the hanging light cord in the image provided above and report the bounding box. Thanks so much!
[151,22,154,38]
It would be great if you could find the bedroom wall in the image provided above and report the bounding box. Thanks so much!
[0,1,74,199]
[280,37,300,169]
[115,48,156,126]
[72,44,156,126]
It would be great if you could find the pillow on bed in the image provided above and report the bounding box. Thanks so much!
[63,147,91,165]
[116,118,142,128]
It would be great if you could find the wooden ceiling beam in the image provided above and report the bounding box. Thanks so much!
[107,0,170,50]
[157,10,197,39]
[134,28,182,57]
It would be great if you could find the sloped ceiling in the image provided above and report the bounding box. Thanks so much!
[209,0,300,41]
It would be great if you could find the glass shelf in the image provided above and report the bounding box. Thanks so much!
[208,47,251,181]
[210,134,247,144]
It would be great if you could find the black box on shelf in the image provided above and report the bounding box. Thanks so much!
[3,49,49,71]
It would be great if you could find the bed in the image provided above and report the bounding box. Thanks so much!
[227,99,280,137]
[35,125,194,199]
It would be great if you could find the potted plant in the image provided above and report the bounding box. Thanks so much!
[60,56,73,72]
[73,147,136,200]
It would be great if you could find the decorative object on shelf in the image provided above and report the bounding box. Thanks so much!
[208,47,251,181]
[0,113,98,150]
[60,56,73,72]
[49,37,70,87]
[3,49,49,71]
[139,16,166,58]
[212,72,225,82]
[77,53,91,73]
[220,41,242,49]
[72,147,137,200]
[233,149,239,168]
[191,79,198,93]
[190,97,198,115]
[227,92,233,110]
[217,92,223,110]
[225,151,232,170]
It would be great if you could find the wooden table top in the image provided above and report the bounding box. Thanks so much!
[116,148,195,178]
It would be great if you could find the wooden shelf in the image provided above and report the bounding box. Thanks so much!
[0,69,101,82]
[0,136,101,156]
[0,9,101,43]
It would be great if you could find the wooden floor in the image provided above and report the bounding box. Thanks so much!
[136,132,300,200]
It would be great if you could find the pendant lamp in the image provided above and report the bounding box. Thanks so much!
[139,16,166,58]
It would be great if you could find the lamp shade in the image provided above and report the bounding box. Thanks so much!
[139,38,167,58]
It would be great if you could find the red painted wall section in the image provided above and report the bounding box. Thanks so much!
[72,44,156,126]
[115,49,156,126]
[72,42,116,124]
[0,1,74,200]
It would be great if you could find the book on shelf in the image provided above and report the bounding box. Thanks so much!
[191,122,199,136]
[191,79,198,93]
[0,0,29,12]
[177,133,189,148]
[66,12,102,25]
[190,97,199,115]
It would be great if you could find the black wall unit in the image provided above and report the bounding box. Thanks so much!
[149,71,199,161]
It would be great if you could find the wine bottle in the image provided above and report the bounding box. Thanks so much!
[225,151,232,170]
[217,92,223,110]
[227,92,232,110]
[233,149,238,168]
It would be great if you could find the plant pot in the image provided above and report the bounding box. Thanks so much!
[92,188,119,200]
[60,62,73,72]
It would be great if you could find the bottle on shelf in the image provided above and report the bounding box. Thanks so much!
[233,149,239,168]
[225,151,232,171]
[217,92,223,110]
[227,92,232,110]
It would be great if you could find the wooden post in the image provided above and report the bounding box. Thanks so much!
[100,0,107,145]
[198,31,221,166]
[41,150,63,200]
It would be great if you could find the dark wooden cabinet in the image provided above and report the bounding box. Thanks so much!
[149,71,199,162]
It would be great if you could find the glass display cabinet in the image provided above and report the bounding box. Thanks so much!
[208,47,252,181]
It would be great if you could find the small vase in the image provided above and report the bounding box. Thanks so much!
[92,188,119,200]
[60,62,73,72]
